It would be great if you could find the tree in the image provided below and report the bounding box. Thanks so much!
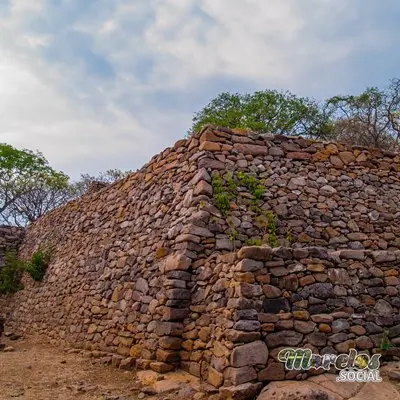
[327,79,400,150]
[70,169,132,198]
[0,144,69,226]
[4,182,74,226]
[190,90,333,138]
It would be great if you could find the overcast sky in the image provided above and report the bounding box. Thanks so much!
[0,0,399,179]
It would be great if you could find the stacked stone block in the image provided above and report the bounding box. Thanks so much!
[1,126,400,399]
[194,125,400,252]
[189,245,400,397]
[0,226,25,268]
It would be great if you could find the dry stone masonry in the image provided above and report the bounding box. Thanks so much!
[1,126,400,399]
[0,226,25,268]
[190,245,400,395]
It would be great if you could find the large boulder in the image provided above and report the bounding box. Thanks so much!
[257,374,400,400]
[257,381,340,400]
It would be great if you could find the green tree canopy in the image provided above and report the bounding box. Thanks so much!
[190,79,400,151]
[327,79,400,150]
[0,143,69,226]
[190,89,333,138]
[0,143,132,227]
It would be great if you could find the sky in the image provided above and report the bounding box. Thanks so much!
[0,0,399,179]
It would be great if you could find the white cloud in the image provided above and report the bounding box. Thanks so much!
[140,0,361,88]
[0,0,396,179]
[10,0,45,14]
[0,52,187,179]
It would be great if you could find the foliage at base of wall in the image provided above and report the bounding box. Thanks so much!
[0,247,52,294]
[0,252,25,294]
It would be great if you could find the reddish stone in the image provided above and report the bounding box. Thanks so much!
[299,275,315,286]
[233,143,268,156]
[258,362,285,381]
[286,152,312,160]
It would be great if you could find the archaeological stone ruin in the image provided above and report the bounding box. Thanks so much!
[1,125,400,398]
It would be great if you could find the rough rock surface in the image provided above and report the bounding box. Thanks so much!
[257,373,400,400]
[0,226,24,267]
[1,126,400,399]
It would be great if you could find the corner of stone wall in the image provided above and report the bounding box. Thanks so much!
[0,226,25,268]
[144,252,192,373]
[145,137,217,372]
[218,245,400,399]
[217,247,271,399]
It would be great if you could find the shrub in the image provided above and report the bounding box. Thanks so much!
[0,252,25,294]
[246,238,262,246]
[0,246,52,294]
[211,175,233,216]
[237,171,265,200]
[25,248,52,282]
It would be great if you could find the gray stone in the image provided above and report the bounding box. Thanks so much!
[152,322,184,336]
[233,320,261,332]
[308,283,334,299]
[331,319,350,333]
[374,299,393,317]
[224,366,258,386]
[372,251,396,263]
[306,332,327,347]
[365,322,383,334]
[237,246,272,261]
[294,320,316,334]
[234,309,258,321]
[339,250,366,260]
[135,278,149,294]
[236,258,264,272]
[329,333,348,343]
[265,331,303,348]
[166,289,191,300]
[230,341,268,367]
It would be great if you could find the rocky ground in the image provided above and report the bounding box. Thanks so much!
[1,335,400,400]
[0,336,216,400]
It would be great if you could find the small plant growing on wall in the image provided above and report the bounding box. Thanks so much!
[25,247,53,282]
[285,228,293,244]
[226,216,240,250]
[380,329,393,351]
[211,171,280,247]
[254,211,278,247]
[237,171,264,200]
[211,174,233,216]
[246,238,263,246]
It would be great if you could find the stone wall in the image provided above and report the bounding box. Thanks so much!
[187,245,400,394]
[1,126,400,398]
[194,126,400,252]
[0,226,25,268]
[0,136,207,372]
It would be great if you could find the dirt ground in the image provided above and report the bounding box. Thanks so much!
[2,336,400,400]
[0,336,198,400]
